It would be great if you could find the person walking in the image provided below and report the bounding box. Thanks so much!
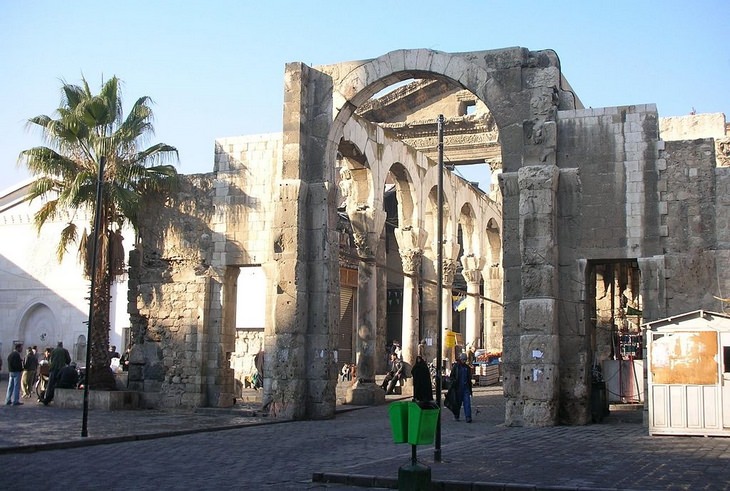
[41,341,71,406]
[5,343,24,406]
[21,346,38,398]
[449,352,473,422]
[411,355,433,402]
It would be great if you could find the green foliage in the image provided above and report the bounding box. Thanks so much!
[18,76,179,388]
[19,75,179,262]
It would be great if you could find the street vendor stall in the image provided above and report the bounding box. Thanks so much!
[645,310,730,436]
[472,349,501,386]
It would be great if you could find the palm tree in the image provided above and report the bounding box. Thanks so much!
[19,76,178,389]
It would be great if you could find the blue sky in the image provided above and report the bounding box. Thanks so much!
[1,0,728,191]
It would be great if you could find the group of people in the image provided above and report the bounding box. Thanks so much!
[38,341,77,406]
[4,341,81,406]
[379,339,474,423]
[109,345,132,372]
[5,341,135,407]
[339,363,355,382]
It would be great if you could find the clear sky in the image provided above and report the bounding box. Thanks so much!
[1,0,728,192]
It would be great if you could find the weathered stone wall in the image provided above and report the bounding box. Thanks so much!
[555,105,662,424]
[128,132,284,409]
[715,167,730,301]
[660,113,726,141]
[662,138,730,313]
[128,174,223,408]
[660,113,729,168]
[214,134,281,265]
[123,48,727,428]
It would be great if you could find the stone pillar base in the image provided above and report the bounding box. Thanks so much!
[346,382,386,405]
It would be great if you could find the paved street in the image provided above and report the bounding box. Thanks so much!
[1,378,729,490]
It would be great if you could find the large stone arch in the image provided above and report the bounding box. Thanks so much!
[387,162,418,229]
[484,218,504,353]
[271,47,569,423]
[339,115,428,398]
[458,202,478,256]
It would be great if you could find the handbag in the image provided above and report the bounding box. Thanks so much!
[444,385,456,410]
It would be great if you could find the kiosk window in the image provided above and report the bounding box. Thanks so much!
[650,331,718,385]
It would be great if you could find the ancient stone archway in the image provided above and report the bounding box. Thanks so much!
[269,47,573,423]
[128,47,728,429]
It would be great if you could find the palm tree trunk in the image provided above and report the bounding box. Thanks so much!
[87,237,117,390]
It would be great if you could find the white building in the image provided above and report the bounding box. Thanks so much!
[0,180,129,365]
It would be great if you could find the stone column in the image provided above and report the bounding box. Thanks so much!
[461,254,485,349]
[483,263,504,352]
[393,227,427,365]
[442,256,457,363]
[346,208,386,405]
[518,163,560,426]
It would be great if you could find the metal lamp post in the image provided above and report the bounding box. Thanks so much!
[434,114,444,461]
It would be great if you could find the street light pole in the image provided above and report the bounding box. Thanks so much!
[434,114,444,462]
[82,155,105,438]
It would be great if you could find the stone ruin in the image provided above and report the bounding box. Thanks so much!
[126,47,729,426]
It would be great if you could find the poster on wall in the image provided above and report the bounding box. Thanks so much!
[650,331,718,385]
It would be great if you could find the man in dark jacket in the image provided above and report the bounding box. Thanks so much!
[21,346,38,399]
[448,352,473,422]
[57,363,79,389]
[41,341,71,406]
[5,343,24,406]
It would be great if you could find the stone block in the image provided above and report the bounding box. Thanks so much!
[521,264,558,298]
[520,298,558,334]
[501,364,520,397]
[559,364,589,399]
[519,334,559,364]
[522,66,560,89]
[518,164,560,192]
[522,399,558,426]
[504,398,524,427]
[345,383,386,406]
[519,363,559,401]
[53,389,141,410]
[521,235,557,265]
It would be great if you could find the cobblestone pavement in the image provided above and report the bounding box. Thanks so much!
[1,378,729,490]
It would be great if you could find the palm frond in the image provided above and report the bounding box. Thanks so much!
[57,222,79,262]
[111,186,141,228]
[135,143,179,165]
[98,76,123,123]
[110,229,126,275]
[27,176,59,199]
[33,199,60,232]
[20,75,178,274]
[78,228,90,277]
[61,83,86,110]
[19,146,81,180]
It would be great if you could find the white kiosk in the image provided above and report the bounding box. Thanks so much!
[645,310,730,436]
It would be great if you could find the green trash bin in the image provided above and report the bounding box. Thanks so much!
[388,401,410,444]
[407,401,440,445]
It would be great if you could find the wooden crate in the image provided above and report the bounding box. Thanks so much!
[475,363,500,386]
